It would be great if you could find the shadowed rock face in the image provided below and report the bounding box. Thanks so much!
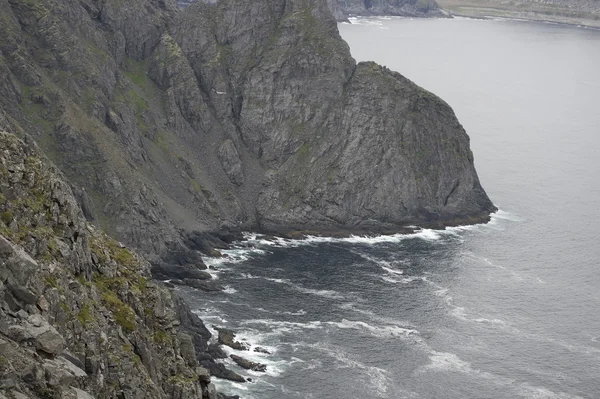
[0,0,494,257]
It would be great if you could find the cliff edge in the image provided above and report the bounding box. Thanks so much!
[0,131,232,398]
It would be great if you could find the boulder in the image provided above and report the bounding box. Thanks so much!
[27,315,65,355]
[216,328,248,351]
[206,382,218,399]
[71,387,95,399]
[207,343,227,359]
[201,361,245,383]
[195,366,211,383]
[35,329,65,355]
[229,355,267,372]
[253,347,271,354]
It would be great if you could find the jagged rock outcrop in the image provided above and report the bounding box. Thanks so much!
[0,0,495,259]
[0,131,226,398]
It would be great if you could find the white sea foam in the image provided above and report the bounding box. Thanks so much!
[219,344,288,378]
[329,319,419,338]
[452,304,506,325]
[253,306,307,316]
[489,209,525,223]
[222,286,237,294]
[241,317,418,340]
[240,272,344,299]
[239,227,454,251]
[380,275,400,284]
[310,342,392,396]
[348,17,384,27]
[293,286,345,299]
[201,246,269,278]
[380,265,404,275]
[241,319,325,330]
[215,210,520,265]
[425,350,474,373]
[422,349,583,399]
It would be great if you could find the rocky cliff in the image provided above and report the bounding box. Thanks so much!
[0,0,495,254]
[0,131,237,398]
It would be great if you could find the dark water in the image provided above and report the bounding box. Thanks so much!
[180,18,600,398]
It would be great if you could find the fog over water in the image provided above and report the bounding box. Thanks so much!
[180,18,600,398]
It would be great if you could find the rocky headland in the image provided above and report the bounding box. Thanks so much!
[0,0,496,397]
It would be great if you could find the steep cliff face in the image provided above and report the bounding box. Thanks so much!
[0,131,222,398]
[169,0,494,233]
[0,0,495,258]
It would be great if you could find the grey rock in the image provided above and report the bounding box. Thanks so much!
[43,360,75,386]
[8,285,37,306]
[207,343,227,359]
[152,263,212,281]
[0,337,9,353]
[1,380,16,389]
[253,346,271,354]
[206,382,218,399]
[53,356,88,378]
[218,140,244,186]
[195,366,211,383]
[178,332,198,367]
[201,361,245,383]
[7,325,31,342]
[34,329,65,355]
[71,387,95,399]
[230,354,267,372]
[16,309,28,319]
[216,328,248,351]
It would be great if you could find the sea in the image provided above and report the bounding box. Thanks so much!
[177,17,600,399]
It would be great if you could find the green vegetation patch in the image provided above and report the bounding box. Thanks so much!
[0,211,13,225]
[99,286,137,332]
[77,302,93,327]
[151,329,173,346]
[168,373,198,386]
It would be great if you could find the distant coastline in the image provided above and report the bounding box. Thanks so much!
[435,0,600,29]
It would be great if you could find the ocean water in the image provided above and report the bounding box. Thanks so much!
[179,18,600,398]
